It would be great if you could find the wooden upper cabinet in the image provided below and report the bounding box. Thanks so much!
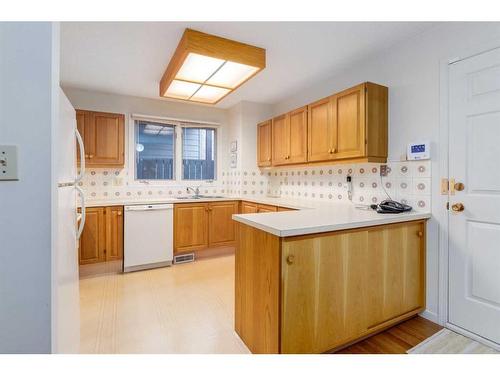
[208,201,239,247]
[271,114,288,165]
[331,84,366,160]
[257,120,272,167]
[76,109,125,168]
[287,107,308,164]
[271,107,308,166]
[174,203,209,253]
[308,97,334,162]
[106,206,124,261]
[260,82,388,167]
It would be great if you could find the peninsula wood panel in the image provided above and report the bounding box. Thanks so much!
[257,120,272,167]
[79,207,106,265]
[174,203,209,253]
[208,201,239,247]
[287,106,308,164]
[280,221,426,354]
[271,114,288,165]
[106,206,124,261]
[235,224,281,354]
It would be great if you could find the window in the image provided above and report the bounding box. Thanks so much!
[182,127,216,180]
[135,121,175,180]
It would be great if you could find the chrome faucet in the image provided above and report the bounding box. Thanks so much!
[186,186,201,197]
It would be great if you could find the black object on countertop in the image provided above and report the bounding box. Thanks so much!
[372,199,412,214]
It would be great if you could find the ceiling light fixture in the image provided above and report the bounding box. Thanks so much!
[160,29,266,105]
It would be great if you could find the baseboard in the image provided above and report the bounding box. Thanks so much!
[419,309,439,324]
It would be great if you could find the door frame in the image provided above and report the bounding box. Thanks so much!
[438,39,500,350]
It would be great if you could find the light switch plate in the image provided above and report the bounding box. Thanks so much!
[0,145,19,181]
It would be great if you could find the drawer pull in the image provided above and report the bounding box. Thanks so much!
[286,255,295,265]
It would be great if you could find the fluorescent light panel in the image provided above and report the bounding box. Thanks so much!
[175,53,225,83]
[206,61,260,89]
[191,85,231,103]
[165,54,261,103]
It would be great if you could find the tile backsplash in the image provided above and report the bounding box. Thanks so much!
[80,160,431,212]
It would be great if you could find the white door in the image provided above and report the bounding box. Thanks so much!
[448,47,500,345]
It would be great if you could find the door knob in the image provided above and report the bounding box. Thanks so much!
[454,182,465,191]
[451,203,465,212]
[286,255,295,265]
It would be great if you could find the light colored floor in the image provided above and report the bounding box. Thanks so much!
[407,328,499,354]
[79,254,250,354]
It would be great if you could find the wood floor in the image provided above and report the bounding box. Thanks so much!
[79,254,441,354]
[336,316,442,354]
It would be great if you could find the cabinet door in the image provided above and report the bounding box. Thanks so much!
[87,111,125,167]
[79,207,106,265]
[106,206,123,261]
[257,204,278,213]
[331,85,366,160]
[174,203,209,253]
[271,114,289,165]
[281,221,425,354]
[277,207,295,212]
[257,120,272,167]
[365,221,425,327]
[307,97,334,162]
[241,201,258,213]
[288,107,308,164]
[208,201,239,247]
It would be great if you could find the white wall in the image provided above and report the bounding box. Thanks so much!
[227,101,273,171]
[270,22,500,322]
[0,22,58,353]
[63,87,230,186]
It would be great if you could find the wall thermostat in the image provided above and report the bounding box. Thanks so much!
[407,141,430,161]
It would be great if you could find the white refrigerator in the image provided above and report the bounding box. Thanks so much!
[52,88,86,353]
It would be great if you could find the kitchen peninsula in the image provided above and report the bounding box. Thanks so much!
[233,204,430,354]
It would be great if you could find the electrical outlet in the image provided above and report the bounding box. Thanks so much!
[0,145,19,181]
[380,164,388,177]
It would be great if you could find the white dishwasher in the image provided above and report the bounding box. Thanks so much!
[124,204,173,272]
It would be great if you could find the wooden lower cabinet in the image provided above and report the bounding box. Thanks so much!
[174,203,209,253]
[235,220,426,354]
[208,201,239,247]
[241,201,258,214]
[78,206,123,265]
[174,201,239,254]
[256,203,278,213]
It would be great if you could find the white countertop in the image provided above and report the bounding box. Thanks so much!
[232,203,430,237]
[83,195,430,237]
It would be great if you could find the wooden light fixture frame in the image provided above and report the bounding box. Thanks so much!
[159,28,266,104]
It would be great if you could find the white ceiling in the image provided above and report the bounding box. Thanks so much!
[60,22,436,108]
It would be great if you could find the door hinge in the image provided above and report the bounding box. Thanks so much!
[446,202,449,210]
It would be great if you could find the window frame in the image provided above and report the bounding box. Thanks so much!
[180,125,217,182]
[128,115,220,186]
[134,119,176,181]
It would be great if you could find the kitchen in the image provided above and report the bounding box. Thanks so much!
[2,9,500,366]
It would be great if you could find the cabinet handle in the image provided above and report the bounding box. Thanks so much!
[117,211,122,216]
[286,255,295,265]
[267,157,271,161]
[85,154,89,158]
[417,231,423,237]
[89,154,94,159]
[332,148,336,153]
